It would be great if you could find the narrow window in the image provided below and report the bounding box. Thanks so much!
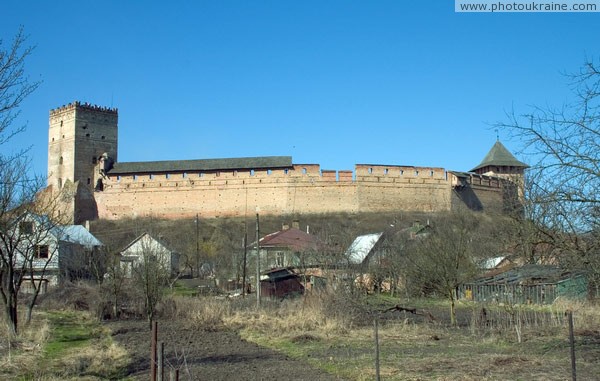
[182,172,187,178]
[302,168,307,174]
[166,173,170,179]
[58,178,62,188]
[60,120,63,127]
[199,172,204,178]
[250,170,255,176]
[267,169,272,175]
[59,156,63,165]
[36,245,49,259]
[368,168,373,174]
[101,136,106,140]
[87,178,91,185]
[133,174,137,181]
[384,168,389,175]
[284,169,289,175]
[430,170,434,177]
[400,170,404,176]
[415,170,419,176]
[19,221,34,235]
[92,156,97,164]
[149,174,154,180]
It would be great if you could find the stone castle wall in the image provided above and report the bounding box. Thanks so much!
[46,102,514,221]
[93,162,507,220]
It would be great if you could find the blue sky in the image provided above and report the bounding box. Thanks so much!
[3,1,598,177]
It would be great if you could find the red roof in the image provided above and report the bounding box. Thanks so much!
[258,228,321,252]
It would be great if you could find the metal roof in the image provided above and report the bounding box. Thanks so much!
[471,141,528,172]
[56,225,103,248]
[345,232,384,265]
[109,156,293,175]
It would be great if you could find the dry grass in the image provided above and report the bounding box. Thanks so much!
[231,294,600,381]
[0,309,130,380]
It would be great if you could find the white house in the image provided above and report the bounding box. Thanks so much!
[5,213,104,292]
[119,233,179,278]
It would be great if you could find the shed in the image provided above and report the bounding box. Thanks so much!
[260,268,304,299]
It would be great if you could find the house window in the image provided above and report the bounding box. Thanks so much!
[36,245,49,259]
[275,252,285,267]
[19,221,33,235]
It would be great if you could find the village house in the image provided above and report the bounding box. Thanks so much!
[119,233,179,278]
[5,213,103,293]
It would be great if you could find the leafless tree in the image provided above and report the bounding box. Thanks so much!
[130,236,172,327]
[403,211,481,325]
[497,59,600,292]
[0,27,45,335]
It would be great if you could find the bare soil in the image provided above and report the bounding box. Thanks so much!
[107,319,342,381]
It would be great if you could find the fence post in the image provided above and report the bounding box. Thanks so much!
[567,310,577,381]
[158,341,165,381]
[151,321,157,381]
[374,315,380,381]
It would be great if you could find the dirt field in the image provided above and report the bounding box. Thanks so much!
[108,319,341,380]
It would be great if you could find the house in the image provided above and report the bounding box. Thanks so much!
[5,213,104,293]
[260,267,304,299]
[254,221,323,269]
[119,233,179,278]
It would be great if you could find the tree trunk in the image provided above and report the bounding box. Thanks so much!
[6,302,18,336]
[449,291,456,326]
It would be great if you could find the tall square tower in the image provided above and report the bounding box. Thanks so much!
[48,102,118,191]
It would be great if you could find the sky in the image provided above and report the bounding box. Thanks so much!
[2,1,599,178]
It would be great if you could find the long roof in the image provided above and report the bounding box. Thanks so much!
[109,156,293,175]
[258,228,321,252]
[471,141,528,172]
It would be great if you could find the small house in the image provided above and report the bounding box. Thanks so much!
[119,233,179,278]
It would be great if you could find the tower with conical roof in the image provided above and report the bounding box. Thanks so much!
[471,140,529,206]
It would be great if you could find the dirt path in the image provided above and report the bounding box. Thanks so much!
[108,319,342,381]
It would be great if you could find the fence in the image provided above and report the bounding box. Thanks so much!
[459,283,557,305]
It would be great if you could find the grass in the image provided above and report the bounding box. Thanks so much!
[0,310,131,381]
[228,293,600,381]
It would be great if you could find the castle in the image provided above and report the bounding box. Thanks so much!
[47,102,528,224]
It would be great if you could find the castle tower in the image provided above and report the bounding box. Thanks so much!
[470,140,528,179]
[471,140,529,208]
[48,102,118,223]
[48,101,118,190]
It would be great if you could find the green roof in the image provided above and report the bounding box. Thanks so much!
[109,156,292,175]
[471,141,528,172]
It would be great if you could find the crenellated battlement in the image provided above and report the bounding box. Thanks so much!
[46,101,524,222]
[50,101,118,115]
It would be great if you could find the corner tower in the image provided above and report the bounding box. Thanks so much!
[48,101,118,191]
[471,140,529,209]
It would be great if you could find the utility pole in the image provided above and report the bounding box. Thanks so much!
[255,212,261,307]
[195,213,199,277]
[242,221,247,298]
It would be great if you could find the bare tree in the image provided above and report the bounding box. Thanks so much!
[403,211,480,325]
[0,27,44,335]
[129,235,172,327]
[497,59,600,293]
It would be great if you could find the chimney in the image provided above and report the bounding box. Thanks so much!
[292,220,300,230]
